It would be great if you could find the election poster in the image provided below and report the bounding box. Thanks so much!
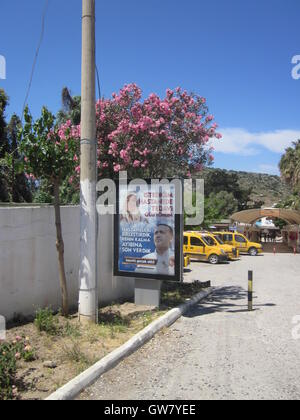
[114,180,183,282]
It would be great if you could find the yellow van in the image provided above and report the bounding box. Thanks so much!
[214,231,263,256]
[199,232,239,260]
[183,231,228,264]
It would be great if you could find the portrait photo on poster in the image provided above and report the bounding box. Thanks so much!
[114,179,183,282]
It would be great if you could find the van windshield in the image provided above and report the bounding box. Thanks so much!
[202,236,217,246]
[214,235,224,245]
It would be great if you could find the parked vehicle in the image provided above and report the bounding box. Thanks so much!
[214,231,263,256]
[183,231,228,264]
[200,232,239,260]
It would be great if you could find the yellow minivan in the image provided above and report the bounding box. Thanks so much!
[184,231,228,264]
[214,231,263,256]
[199,232,239,260]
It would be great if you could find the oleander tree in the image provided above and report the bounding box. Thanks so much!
[19,106,80,316]
[64,84,222,188]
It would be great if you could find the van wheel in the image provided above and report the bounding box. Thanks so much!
[249,247,258,256]
[208,254,219,264]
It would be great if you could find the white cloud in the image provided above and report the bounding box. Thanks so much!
[212,128,300,155]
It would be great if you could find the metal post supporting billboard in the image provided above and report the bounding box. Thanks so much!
[135,279,162,307]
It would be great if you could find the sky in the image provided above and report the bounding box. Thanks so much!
[1,0,300,175]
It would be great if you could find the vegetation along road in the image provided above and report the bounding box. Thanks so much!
[79,254,300,400]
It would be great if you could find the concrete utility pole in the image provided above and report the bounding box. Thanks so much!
[78,0,98,323]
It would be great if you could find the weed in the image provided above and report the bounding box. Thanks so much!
[62,341,90,366]
[142,312,153,328]
[34,308,60,336]
[98,309,130,327]
[63,321,81,338]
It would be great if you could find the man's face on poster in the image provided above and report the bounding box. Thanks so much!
[154,225,173,252]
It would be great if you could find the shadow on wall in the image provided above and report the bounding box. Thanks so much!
[183,286,276,318]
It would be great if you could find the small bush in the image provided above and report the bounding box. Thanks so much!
[0,336,35,400]
[0,341,18,400]
[34,307,59,335]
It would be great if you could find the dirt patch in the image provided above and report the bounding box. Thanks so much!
[4,281,208,400]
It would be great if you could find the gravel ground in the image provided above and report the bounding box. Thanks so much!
[79,254,300,400]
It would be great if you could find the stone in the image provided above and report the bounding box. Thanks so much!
[43,361,57,369]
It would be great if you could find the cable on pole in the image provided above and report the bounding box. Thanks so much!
[21,0,49,123]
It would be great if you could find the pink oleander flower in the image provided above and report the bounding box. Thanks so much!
[120,149,128,160]
[133,160,141,168]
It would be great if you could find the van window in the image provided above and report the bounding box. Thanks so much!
[184,236,188,245]
[223,234,233,241]
[191,237,204,247]
[235,234,247,243]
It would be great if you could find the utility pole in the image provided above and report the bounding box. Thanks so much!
[78,0,98,323]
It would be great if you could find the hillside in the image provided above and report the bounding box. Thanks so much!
[201,168,292,208]
[232,170,291,207]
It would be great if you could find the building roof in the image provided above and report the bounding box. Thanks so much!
[231,208,300,225]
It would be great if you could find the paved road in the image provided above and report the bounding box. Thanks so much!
[79,254,300,400]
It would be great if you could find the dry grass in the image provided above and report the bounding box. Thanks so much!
[5,281,208,400]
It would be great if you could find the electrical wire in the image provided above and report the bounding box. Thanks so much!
[21,0,49,123]
[96,64,101,101]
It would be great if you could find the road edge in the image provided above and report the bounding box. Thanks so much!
[46,287,213,401]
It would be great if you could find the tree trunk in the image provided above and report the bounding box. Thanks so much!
[53,181,69,316]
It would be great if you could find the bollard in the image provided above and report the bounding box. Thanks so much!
[294,247,297,255]
[273,246,276,255]
[248,270,253,311]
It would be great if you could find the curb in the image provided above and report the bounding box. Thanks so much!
[46,287,213,400]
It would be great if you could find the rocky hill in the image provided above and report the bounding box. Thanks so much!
[201,168,291,208]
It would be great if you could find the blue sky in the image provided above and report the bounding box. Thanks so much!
[1,0,300,175]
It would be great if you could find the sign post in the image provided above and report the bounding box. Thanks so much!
[135,279,162,307]
[248,270,253,311]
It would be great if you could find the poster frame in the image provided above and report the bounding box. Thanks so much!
[113,179,183,282]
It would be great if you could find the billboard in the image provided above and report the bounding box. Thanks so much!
[114,180,183,282]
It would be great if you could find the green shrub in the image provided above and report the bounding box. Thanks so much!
[0,336,35,400]
[0,341,18,400]
[34,307,59,335]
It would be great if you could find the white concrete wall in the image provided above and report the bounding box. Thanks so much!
[0,206,134,321]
